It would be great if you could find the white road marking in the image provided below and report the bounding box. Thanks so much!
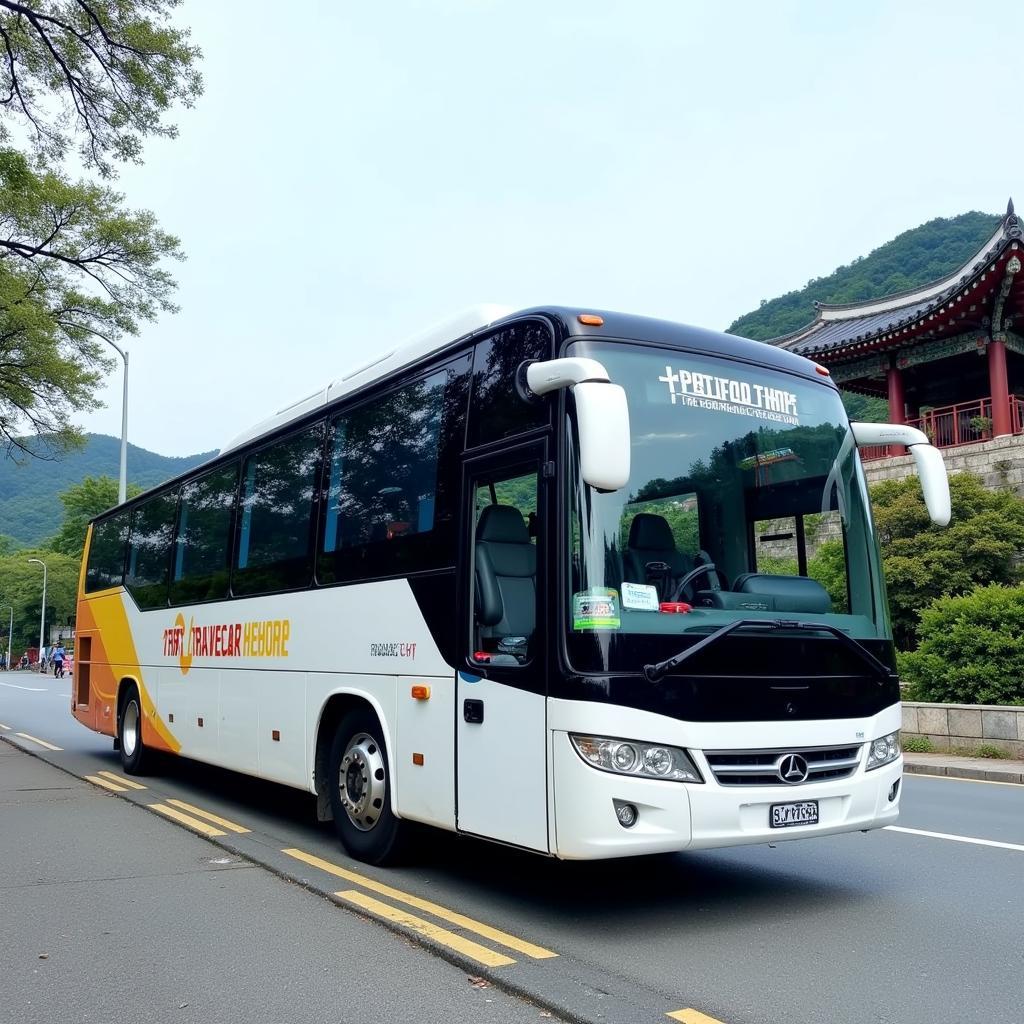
[15,732,63,751]
[0,681,47,692]
[907,771,1022,788]
[885,825,1024,853]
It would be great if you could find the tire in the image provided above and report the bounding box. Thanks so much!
[118,684,154,775]
[328,708,406,865]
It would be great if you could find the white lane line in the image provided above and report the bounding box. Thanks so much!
[0,681,47,692]
[885,825,1024,853]
[907,771,1022,788]
[0,722,10,730]
[15,732,63,751]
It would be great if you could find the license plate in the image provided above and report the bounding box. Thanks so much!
[770,800,819,828]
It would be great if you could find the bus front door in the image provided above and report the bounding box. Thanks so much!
[457,450,549,852]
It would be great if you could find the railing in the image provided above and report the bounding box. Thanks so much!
[858,395,1023,461]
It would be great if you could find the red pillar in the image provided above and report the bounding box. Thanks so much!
[886,367,906,423]
[988,339,1011,437]
[886,366,906,454]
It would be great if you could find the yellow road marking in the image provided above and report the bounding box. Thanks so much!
[283,847,557,959]
[338,889,515,968]
[667,1010,727,1024]
[165,798,250,833]
[15,732,62,751]
[150,802,226,837]
[86,774,127,792]
[97,770,147,790]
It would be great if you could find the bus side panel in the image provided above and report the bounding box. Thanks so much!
[394,671,456,829]
[258,670,308,788]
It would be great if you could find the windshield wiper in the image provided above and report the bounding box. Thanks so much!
[643,618,892,684]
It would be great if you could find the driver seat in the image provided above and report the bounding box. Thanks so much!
[624,513,688,600]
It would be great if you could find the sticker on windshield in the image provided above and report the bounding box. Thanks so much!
[658,365,800,425]
[621,582,660,611]
[573,588,621,630]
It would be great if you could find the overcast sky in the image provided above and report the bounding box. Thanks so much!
[78,0,1024,457]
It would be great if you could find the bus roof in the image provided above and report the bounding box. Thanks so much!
[219,305,829,457]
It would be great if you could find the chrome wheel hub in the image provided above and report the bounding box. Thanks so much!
[339,732,386,832]
[122,699,139,757]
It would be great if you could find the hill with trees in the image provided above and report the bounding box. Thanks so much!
[0,434,214,547]
[727,211,1001,342]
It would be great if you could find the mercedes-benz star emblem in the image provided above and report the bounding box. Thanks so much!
[778,754,809,784]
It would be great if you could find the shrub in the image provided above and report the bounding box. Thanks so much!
[899,584,1024,705]
[901,735,934,753]
[870,473,1024,650]
[974,744,1010,760]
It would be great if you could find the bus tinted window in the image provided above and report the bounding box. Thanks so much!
[233,423,324,596]
[85,510,130,593]
[319,370,447,582]
[126,492,177,610]
[467,321,552,448]
[171,463,238,605]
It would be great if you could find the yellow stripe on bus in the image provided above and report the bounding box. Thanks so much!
[97,770,147,790]
[15,732,62,751]
[165,799,251,834]
[86,774,127,792]
[282,847,557,959]
[150,802,226,837]
[337,889,515,968]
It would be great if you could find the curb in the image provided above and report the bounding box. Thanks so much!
[903,760,1024,785]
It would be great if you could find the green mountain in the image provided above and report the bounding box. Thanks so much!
[727,210,1001,342]
[0,434,215,547]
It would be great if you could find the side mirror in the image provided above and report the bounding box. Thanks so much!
[524,357,631,492]
[850,422,951,526]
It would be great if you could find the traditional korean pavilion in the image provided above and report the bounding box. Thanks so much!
[770,200,1024,456]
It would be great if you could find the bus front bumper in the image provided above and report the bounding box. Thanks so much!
[551,732,902,860]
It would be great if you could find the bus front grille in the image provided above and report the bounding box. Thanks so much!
[703,744,863,786]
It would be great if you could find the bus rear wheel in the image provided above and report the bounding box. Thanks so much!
[118,685,153,775]
[328,709,406,865]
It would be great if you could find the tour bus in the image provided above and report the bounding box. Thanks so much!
[73,305,950,864]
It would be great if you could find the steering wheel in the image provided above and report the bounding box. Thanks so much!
[669,562,720,603]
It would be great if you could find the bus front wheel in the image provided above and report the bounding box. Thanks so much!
[328,709,406,865]
[118,685,153,775]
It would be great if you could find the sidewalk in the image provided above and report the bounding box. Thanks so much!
[0,741,557,1024]
[903,750,1024,784]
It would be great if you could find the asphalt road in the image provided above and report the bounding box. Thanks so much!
[3,672,1022,1024]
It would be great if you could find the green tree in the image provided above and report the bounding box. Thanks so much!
[49,473,140,558]
[0,546,80,656]
[899,585,1024,705]
[0,1,201,455]
[871,473,1024,649]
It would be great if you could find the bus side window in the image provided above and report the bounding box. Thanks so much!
[319,368,449,583]
[232,422,324,597]
[125,490,177,610]
[85,509,131,593]
[470,470,539,667]
[170,462,238,605]
[466,322,552,449]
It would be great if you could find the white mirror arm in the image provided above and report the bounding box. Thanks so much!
[849,422,929,447]
[526,357,610,396]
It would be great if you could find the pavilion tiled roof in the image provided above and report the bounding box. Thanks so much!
[770,200,1022,359]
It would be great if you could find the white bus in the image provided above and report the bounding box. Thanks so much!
[74,305,949,864]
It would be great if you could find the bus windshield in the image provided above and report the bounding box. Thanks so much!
[566,341,888,664]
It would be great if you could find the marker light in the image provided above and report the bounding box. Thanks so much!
[865,731,900,770]
[814,364,831,376]
[577,313,604,326]
[570,734,703,783]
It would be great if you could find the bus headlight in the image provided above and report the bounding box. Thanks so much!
[570,734,703,783]
[865,731,900,771]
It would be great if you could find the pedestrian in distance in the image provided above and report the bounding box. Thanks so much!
[52,643,66,678]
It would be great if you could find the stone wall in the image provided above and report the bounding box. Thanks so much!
[863,432,1024,493]
[901,701,1024,758]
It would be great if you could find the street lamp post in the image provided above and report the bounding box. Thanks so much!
[28,558,47,673]
[106,341,129,505]
[0,604,11,670]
